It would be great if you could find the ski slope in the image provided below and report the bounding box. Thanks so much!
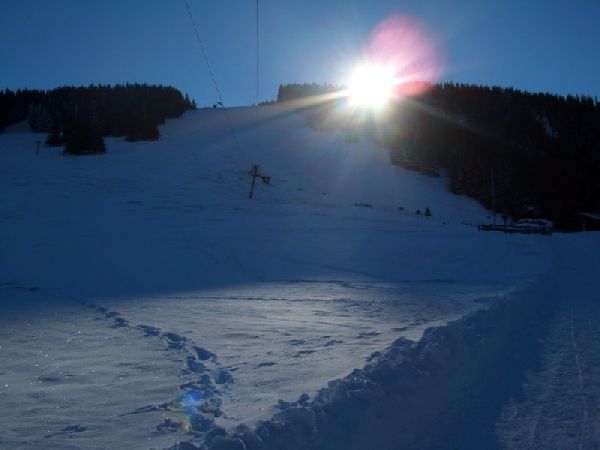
[0,105,556,449]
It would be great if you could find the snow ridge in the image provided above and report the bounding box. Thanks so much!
[170,266,559,450]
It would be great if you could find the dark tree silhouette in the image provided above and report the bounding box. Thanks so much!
[278,82,600,230]
[0,84,195,153]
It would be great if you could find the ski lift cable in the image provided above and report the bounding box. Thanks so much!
[256,0,259,107]
[183,0,247,165]
[255,0,260,160]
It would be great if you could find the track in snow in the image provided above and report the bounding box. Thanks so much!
[497,234,600,450]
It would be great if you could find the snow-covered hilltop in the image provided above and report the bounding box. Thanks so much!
[1,105,596,450]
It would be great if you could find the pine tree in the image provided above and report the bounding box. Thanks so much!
[63,108,105,155]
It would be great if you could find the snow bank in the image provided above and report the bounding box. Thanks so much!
[167,266,557,450]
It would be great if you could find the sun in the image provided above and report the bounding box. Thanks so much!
[347,64,395,108]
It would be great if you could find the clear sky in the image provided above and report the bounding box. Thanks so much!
[1,1,599,106]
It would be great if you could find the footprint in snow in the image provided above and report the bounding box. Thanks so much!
[84,301,233,434]
[43,425,87,439]
[357,331,381,339]
[193,346,216,361]
[137,324,161,336]
[111,317,129,328]
[257,361,276,368]
[85,303,130,328]
[186,356,207,374]
[163,332,187,350]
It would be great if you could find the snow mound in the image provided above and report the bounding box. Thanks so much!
[190,265,559,450]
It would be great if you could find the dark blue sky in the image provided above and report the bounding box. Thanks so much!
[1,1,599,106]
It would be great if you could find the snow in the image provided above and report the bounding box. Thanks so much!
[197,233,600,450]
[0,105,585,450]
[496,233,600,450]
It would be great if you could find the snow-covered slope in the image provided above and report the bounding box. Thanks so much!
[0,105,555,449]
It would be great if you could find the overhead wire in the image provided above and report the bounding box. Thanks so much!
[256,0,259,108]
[255,0,260,165]
[183,0,247,165]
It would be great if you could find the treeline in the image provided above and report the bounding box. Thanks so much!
[0,89,44,131]
[277,83,345,130]
[0,84,196,154]
[277,83,339,103]
[277,82,600,230]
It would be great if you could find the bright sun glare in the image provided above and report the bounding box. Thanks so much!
[347,64,395,108]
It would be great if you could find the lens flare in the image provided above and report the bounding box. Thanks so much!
[160,390,204,431]
[182,390,202,415]
[347,64,395,107]
[346,15,443,106]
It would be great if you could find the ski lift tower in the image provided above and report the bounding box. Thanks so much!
[248,165,260,199]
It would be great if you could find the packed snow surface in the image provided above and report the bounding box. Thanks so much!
[0,105,559,449]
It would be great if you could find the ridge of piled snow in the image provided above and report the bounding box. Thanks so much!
[172,259,555,450]
[168,232,600,450]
